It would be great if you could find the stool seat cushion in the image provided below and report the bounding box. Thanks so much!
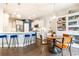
[25,34,30,37]
[0,35,7,38]
[10,35,17,38]
[32,34,36,36]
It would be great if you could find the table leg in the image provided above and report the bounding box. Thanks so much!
[49,39,61,54]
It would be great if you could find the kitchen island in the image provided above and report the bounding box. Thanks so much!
[0,32,36,47]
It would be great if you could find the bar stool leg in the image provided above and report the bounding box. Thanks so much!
[28,40,30,46]
[27,40,29,46]
[2,38,3,48]
[8,38,11,48]
[23,38,26,46]
[6,37,8,48]
[26,39,28,46]
[13,38,16,48]
[29,39,31,45]
[16,37,19,47]
[33,38,35,43]
[29,40,30,45]
[31,39,32,44]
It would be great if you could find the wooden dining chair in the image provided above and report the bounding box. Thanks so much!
[56,34,72,56]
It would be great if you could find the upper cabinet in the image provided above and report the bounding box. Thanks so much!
[68,12,79,31]
[57,12,79,32]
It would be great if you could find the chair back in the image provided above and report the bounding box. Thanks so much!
[63,34,72,44]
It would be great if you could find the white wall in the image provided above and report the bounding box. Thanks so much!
[51,19,57,32]
[0,8,12,32]
[32,16,52,32]
[0,7,4,32]
[3,13,10,32]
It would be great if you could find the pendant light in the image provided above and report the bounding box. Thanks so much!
[3,3,8,13]
[16,3,21,19]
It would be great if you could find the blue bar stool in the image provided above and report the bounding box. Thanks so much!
[23,34,30,47]
[8,35,19,48]
[32,33,36,44]
[0,35,8,48]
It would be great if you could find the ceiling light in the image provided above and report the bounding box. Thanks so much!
[18,3,21,5]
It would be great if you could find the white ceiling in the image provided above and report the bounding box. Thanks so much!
[1,3,79,19]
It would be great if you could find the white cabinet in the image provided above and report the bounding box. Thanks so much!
[56,12,79,36]
[68,12,79,31]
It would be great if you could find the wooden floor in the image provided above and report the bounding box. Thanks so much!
[0,44,52,56]
[0,39,79,56]
[0,39,52,56]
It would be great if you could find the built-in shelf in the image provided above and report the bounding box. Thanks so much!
[57,17,66,31]
[56,12,79,36]
[68,12,79,31]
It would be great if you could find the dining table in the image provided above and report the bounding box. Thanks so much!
[47,36,63,54]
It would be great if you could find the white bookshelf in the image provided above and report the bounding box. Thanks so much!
[57,16,66,31]
[67,12,79,31]
[56,12,79,36]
